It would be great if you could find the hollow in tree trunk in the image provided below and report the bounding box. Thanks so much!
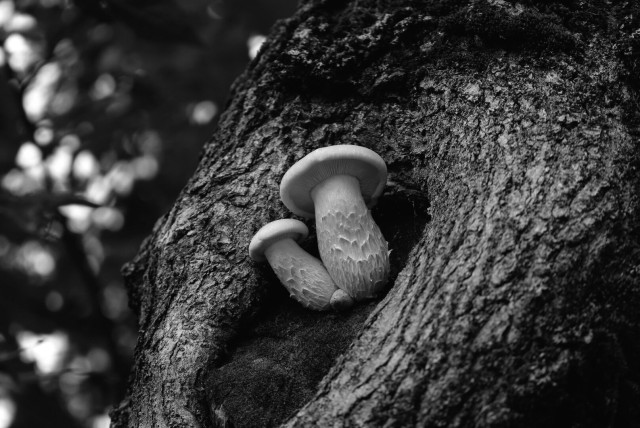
[111,1,640,427]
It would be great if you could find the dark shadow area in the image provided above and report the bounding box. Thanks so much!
[209,293,375,428]
[375,182,431,285]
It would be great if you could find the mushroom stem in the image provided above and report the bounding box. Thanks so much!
[264,238,353,311]
[311,174,389,300]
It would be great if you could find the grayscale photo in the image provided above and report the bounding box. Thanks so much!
[0,1,638,427]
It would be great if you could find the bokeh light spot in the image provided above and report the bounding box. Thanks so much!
[97,46,122,71]
[132,156,158,180]
[34,126,54,145]
[102,282,129,320]
[91,413,110,428]
[69,355,91,374]
[23,62,62,121]
[17,331,69,374]
[89,24,113,44]
[23,164,46,188]
[83,234,104,265]
[87,347,111,372]
[46,146,74,182]
[0,1,15,28]
[67,392,91,419]
[73,150,100,181]
[189,100,218,124]
[15,142,42,169]
[7,12,37,32]
[247,34,266,60]
[107,161,134,196]
[91,206,124,231]
[1,168,43,195]
[59,205,94,233]
[53,38,76,62]
[85,175,112,205]
[137,130,161,156]
[91,73,116,100]
[0,393,16,428]
[60,133,81,150]
[45,290,64,311]
[50,88,76,115]
[17,240,56,277]
[59,371,82,395]
[4,34,36,72]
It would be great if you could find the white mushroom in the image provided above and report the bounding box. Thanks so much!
[280,145,389,301]
[249,219,354,311]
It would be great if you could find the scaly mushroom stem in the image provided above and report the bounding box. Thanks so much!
[264,238,353,311]
[311,174,389,300]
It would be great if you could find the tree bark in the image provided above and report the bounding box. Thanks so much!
[111,1,640,427]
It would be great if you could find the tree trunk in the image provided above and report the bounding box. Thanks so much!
[110,1,640,427]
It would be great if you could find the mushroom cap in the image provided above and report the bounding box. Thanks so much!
[249,219,309,262]
[280,145,387,218]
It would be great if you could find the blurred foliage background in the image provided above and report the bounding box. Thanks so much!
[0,0,296,426]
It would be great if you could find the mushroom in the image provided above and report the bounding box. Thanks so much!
[280,145,389,301]
[249,219,354,311]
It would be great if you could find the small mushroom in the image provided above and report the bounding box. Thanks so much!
[249,219,354,311]
[280,145,389,300]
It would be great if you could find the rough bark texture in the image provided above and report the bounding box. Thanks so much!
[111,1,640,427]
